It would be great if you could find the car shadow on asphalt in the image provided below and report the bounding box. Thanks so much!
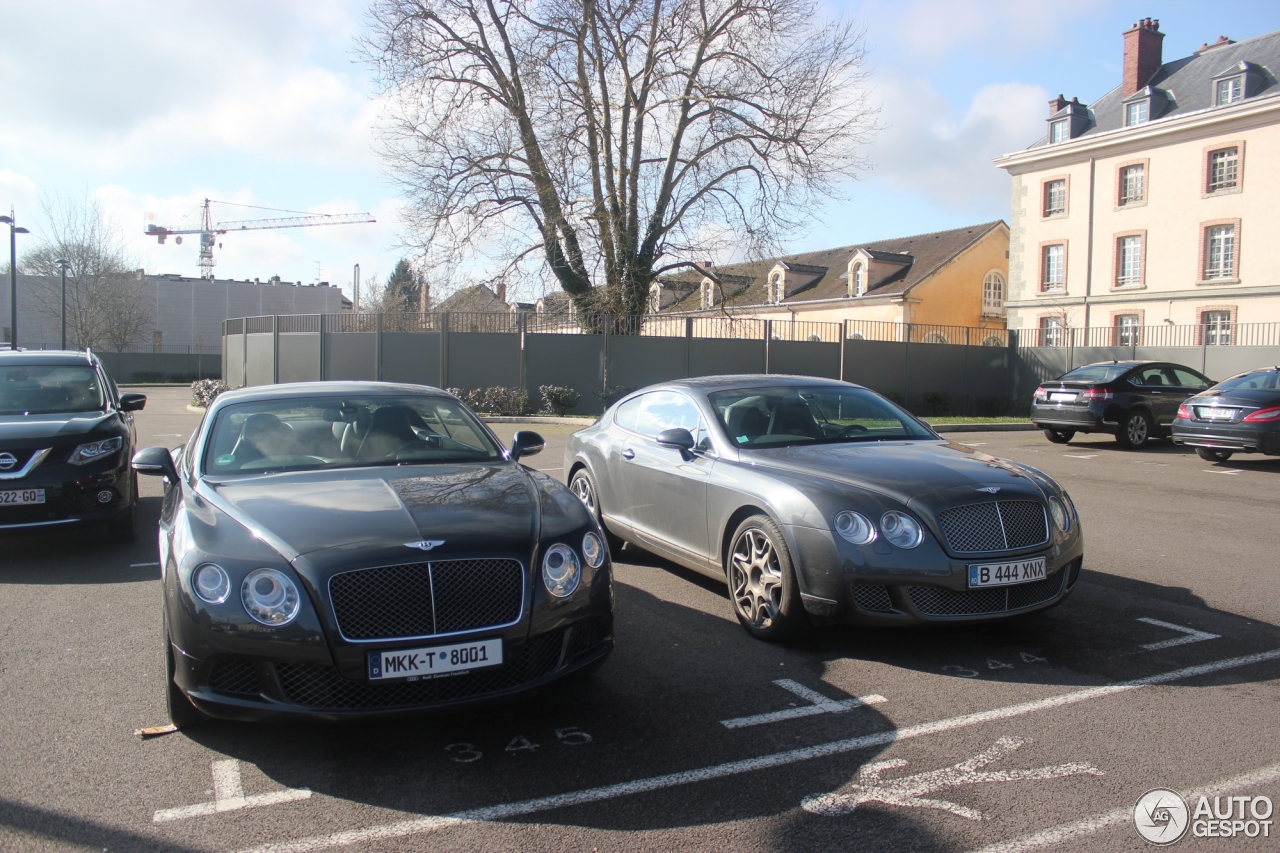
[0,496,163,584]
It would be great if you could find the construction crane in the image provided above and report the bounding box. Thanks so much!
[145,198,376,279]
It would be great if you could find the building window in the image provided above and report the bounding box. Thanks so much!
[1204,225,1236,279]
[1039,316,1065,347]
[1203,310,1232,346]
[768,273,782,304]
[701,281,714,309]
[1049,121,1068,144]
[1119,164,1145,205]
[1115,314,1140,347]
[1126,101,1148,126]
[1216,77,1243,105]
[1116,235,1143,287]
[982,271,1004,311]
[1041,244,1065,292]
[1043,180,1066,216]
[851,262,864,297]
[1207,147,1239,192]
[649,285,662,314]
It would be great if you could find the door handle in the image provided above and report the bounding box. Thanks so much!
[622,448,635,460]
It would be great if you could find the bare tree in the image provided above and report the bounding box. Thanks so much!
[362,0,876,317]
[22,194,155,352]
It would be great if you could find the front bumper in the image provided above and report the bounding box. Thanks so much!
[1172,421,1280,456]
[0,452,135,532]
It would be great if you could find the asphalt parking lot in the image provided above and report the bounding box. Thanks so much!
[2,387,1278,852]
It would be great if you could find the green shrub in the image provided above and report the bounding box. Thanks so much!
[594,384,633,411]
[447,386,528,415]
[191,379,229,408]
[917,391,951,417]
[538,385,579,416]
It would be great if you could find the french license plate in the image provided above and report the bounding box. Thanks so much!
[1197,407,1235,420]
[1049,392,1076,402]
[367,637,502,682]
[0,488,44,506]
[968,557,1047,588]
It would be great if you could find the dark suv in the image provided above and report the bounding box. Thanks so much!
[1030,360,1212,449]
[0,350,145,540]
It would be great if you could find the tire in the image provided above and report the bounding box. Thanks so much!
[726,514,808,642]
[1116,409,1153,449]
[164,625,207,728]
[1043,428,1075,444]
[569,468,625,555]
[106,478,138,543]
[1196,447,1234,462]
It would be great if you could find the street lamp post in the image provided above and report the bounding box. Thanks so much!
[0,211,31,350]
[55,259,70,350]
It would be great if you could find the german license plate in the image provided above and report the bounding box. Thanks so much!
[0,488,44,506]
[1197,407,1235,420]
[1049,392,1075,402]
[968,557,1047,588]
[367,637,502,682]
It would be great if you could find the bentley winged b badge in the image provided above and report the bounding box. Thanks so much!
[405,540,446,551]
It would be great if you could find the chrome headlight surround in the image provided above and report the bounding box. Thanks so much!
[1061,491,1078,523]
[542,543,582,598]
[68,436,123,465]
[880,511,923,549]
[834,510,877,545]
[582,531,605,568]
[192,563,231,605]
[241,568,301,626]
[1048,496,1070,533]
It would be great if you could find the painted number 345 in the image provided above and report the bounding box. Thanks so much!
[445,727,592,763]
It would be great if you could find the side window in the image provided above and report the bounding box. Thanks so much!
[1131,367,1168,386]
[613,395,644,432]
[634,391,700,438]
[1169,367,1209,390]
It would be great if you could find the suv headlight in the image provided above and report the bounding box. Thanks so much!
[241,568,301,625]
[542,543,582,598]
[1048,496,1070,533]
[834,510,877,545]
[69,436,122,465]
[880,511,923,549]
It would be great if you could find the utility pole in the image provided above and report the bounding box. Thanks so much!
[353,263,361,312]
[1,208,30,349]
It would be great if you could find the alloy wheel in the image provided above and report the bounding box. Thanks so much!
[570,473,595,514]
[1126,413,1149,446]
[730,528,783,630]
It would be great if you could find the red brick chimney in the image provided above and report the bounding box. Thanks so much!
[495,281,507,303]
[1049,94,1068,115]
[1123,18,1164,96]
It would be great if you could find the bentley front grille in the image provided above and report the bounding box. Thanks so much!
[937,501,1048,553]
[208,658,263,696]
[906,570,1066,617]
[329,559,523,641]
[851,584,895,613]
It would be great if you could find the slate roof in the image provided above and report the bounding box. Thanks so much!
[657,221,1005,312]
[436,283,508,313]
[1030,29,1280,148]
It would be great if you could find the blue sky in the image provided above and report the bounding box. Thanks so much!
[0,1,1276,304]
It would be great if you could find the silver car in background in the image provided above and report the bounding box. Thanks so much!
[565,375,1083,641]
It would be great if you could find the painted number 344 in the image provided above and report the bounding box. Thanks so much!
[445,727,592,763]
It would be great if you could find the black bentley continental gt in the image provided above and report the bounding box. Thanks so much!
[134,382,613,724]
[565,376,1083,642]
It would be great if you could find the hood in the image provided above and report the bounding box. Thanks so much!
[205,463,539,572]
[0,411,115,443]
[746,440,1042,504]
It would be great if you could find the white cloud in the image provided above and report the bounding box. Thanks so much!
[0,171,39,218]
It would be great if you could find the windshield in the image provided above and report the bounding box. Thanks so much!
[203,394,504,475]
[0,365,106,415]
[1210,370,1280,393]
[708,386,935,449]
[1060,364,1130,383]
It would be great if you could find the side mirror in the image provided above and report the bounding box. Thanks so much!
[510,430,545,462]
[656,428,696,452]
[120,393,147,412]
[133,446,179,482]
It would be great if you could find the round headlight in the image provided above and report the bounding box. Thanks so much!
[1048,496,1070,532]
[834,510,877,545]
[193,563,230,604]
[542,543,582,598]
[582,531,605,568]
[241,568,301,626]
[880,511,923,549]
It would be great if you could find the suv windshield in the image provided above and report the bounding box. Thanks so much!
[1060,364,1130,383]
[1211,370,1280,393]
[708,386,934,449]
[203,395,503,475]
[0,365,105,415]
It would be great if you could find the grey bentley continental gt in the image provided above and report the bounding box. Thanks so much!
[565,376,1082,641]
[134,381,613,724]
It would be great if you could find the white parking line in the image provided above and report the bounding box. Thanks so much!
[720,679,887,728]
[154,759,310,823]
[1137,617,1221,650]
[967,762,1280,853]
[229,648,1280,853]
[1203,468,1241,475]
[130,562,160,568]
[1063,454,1097,460]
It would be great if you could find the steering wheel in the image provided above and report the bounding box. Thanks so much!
[837,423,869,436]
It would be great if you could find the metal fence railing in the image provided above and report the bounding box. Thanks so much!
[1015,322,1280,349]
[24,343,222,355]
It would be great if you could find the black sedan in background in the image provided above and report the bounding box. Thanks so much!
[1172,366,1280,461]
[134,381,613,725]
[1031,361,1213,449]
[1,349,145,541]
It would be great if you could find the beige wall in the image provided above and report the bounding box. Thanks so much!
[908,227,1009,330]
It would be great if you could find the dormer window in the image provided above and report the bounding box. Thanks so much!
[768,273,782,304]
[701,280,714,309]
[1125,101,1148,126]
[1216,76,1243,105]
[852,263,864,297]
[649,283,662,314]
[1049,120,1069,144]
